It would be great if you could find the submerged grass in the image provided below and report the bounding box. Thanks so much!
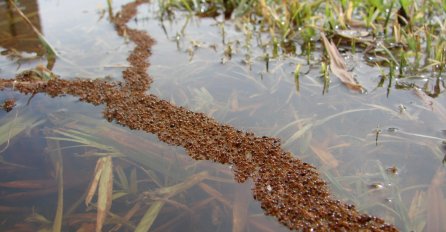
[1,0,445,231]
[0,109,44,155]
[0,110,226,230]
[321,160,428,231]
[45,136,64,232]
[6,112,278,231]
[159,0,446,95]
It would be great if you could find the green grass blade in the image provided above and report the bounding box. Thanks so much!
[46,138,64,232]
[135,201,165,232]
[52,157,64,232]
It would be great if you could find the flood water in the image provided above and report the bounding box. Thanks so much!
[0,0,445,231]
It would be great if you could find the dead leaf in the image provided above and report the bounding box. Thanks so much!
[85,158,107,207]
[198,183,232,207]
[0,205,29,213]
[414,88,446,123]
[408,191,426,232]
[83,157,113,232]
[76,223,96,232]
[426,168,446,232]
[65,213,96,227]
[230,91,239,112]
[232,184,250,232]
[96,156,113,232]
[321,33,363,92]
[52,158,64,232]
[310,142,339,169]
[0,179,55,189]
[249,217,282,232]
[110,202,141,232]
[155,171,208,198]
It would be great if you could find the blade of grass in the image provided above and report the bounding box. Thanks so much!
[135,200,165,232]
[85,158,106,206]
[92,125,190,181]
[407,190,426,232]
[155,171,208,198]
[310,142,339,169]
[110,202,141,232]
[414,88,446,123]
[153,197,217,232]
[129,168,138,194]
[115,165,129,191]
[96,156,113,232]
[294,63,301,92]
[426,168,446,232]
[106,0,114,19]
[0,111,44,154]
[232,184,250,232]
[283,108,376,147]
[52,158,63,232]
[0,179,55,189]
[45,137,64,232]
[198,183,232,207]
[50,120,187,183]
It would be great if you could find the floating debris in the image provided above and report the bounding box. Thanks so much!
[386,166,398,175]
[369,183,385,190]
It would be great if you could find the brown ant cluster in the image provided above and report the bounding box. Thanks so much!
[2,98,16,112]
[4,1,398,231]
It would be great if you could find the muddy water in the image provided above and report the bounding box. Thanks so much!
[0,0,445,231]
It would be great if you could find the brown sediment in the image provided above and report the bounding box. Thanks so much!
[0,1,398,231]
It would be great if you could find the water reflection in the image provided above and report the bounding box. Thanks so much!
[0,0,132,80]
[0,0,42,54]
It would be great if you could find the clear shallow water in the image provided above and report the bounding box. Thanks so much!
[0,0,445,231]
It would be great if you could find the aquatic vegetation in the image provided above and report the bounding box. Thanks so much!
[160,0,446,95]
[0,0,445,231]
[0,1,401,230]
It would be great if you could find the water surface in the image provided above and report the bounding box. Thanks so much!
[1,0,445,231]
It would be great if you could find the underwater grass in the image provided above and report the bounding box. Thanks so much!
[0,0,442,228]
[33,112,278,231]
[44,136,64,232]
[158,0,446,93]
[0,109,44,155]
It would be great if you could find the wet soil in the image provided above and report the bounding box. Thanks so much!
[0,0,398,231]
